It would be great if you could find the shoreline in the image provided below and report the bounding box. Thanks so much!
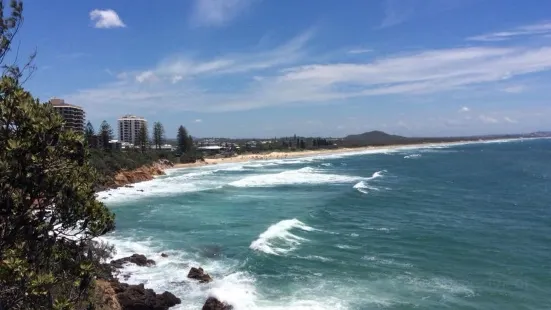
[169,138,519,170]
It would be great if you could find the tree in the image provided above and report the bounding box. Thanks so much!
[136,124,149,152]
[84,121,94,140]
[177,125,193,153]
[98,120,113,150]
[0,2,115,308]
[152,121,165,150]
[177,125,187,153]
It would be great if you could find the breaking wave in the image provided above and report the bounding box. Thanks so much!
[250,219,316,255]
[229,167,362,188]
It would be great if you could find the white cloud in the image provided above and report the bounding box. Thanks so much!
[195,119,203,123]
[171,75,183,84]
[479,115,498,124]
[64,29,551,116]
[89,9,126,29]
[501,85,525,93]
[128,30,311,83]
[459,106,470,112]
[190,0,256,27]
[504,117,518,123]
[135,71,157,83]
[467,21,551,41]
[348,48,373,54]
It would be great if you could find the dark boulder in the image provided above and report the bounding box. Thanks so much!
[187,267,213,283]
[161,253,168,258]
[111,254,156,268]
[113,282,181,310]
[202,297,233,310]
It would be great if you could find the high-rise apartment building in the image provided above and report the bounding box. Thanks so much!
[118,115,147,145]
[49,98,85,132]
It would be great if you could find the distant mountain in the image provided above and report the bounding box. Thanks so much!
[343,131,409,144]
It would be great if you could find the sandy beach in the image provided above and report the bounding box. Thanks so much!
[170,141,473,169]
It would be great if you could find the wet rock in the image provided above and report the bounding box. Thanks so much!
[124,185,134,188]
[111,254,156,268]
[187,267,213,283]
[138,189,144,192]
[114,282,181,310]
[202,297,233,310]
[161,253,168,258]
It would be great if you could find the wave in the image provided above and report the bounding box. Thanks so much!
[98,231,475,310]
[404,154,422,159]
[353,170,385,194]
[250,219,315,255]
[229,167,362,188]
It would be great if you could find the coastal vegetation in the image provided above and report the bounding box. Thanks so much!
[0,2,115,308]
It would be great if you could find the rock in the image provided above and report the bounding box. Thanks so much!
[138,189,144,192]
[187,267,213,283]
[202,297,233,310]
[161,253,168,258]
[124,185,134,188]
[93,279,122,310]
[114,282,181,310]
[111,254,156,269]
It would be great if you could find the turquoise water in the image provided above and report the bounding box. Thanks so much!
[98,139,551,310]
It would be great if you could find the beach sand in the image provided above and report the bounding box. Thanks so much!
[170,142,451,169]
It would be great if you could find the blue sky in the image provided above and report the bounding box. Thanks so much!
[17,0,551,138]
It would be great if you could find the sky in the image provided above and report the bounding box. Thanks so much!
[15,0,551,138]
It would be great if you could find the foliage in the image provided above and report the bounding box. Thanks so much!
[176,125,193,154]
[84,121,94,142]
[0,74,115,309]
[152,121,165,150]
[97,120,113,150]
[89,148,176,185]
[0,2,115,308]
[136,124,149,152]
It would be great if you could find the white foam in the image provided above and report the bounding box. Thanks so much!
[250,219,315,255]
[335,244,359,250]
[404,154,422,159]
[297,255,334,263]
[229,167,362,188]
[353,170,385,194]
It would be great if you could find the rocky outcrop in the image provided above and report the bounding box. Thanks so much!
[98,253,180,309]
[93,280,122,310]
[202,297,233,310]
[111,282,181,310]
[111,254,156,268]
[187,267,213,283]
[110,159,174,188]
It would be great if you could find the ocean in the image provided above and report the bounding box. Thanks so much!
[97,138,551,310]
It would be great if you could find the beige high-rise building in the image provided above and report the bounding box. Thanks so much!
[118,115,147,145]
[49,98,85,132]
